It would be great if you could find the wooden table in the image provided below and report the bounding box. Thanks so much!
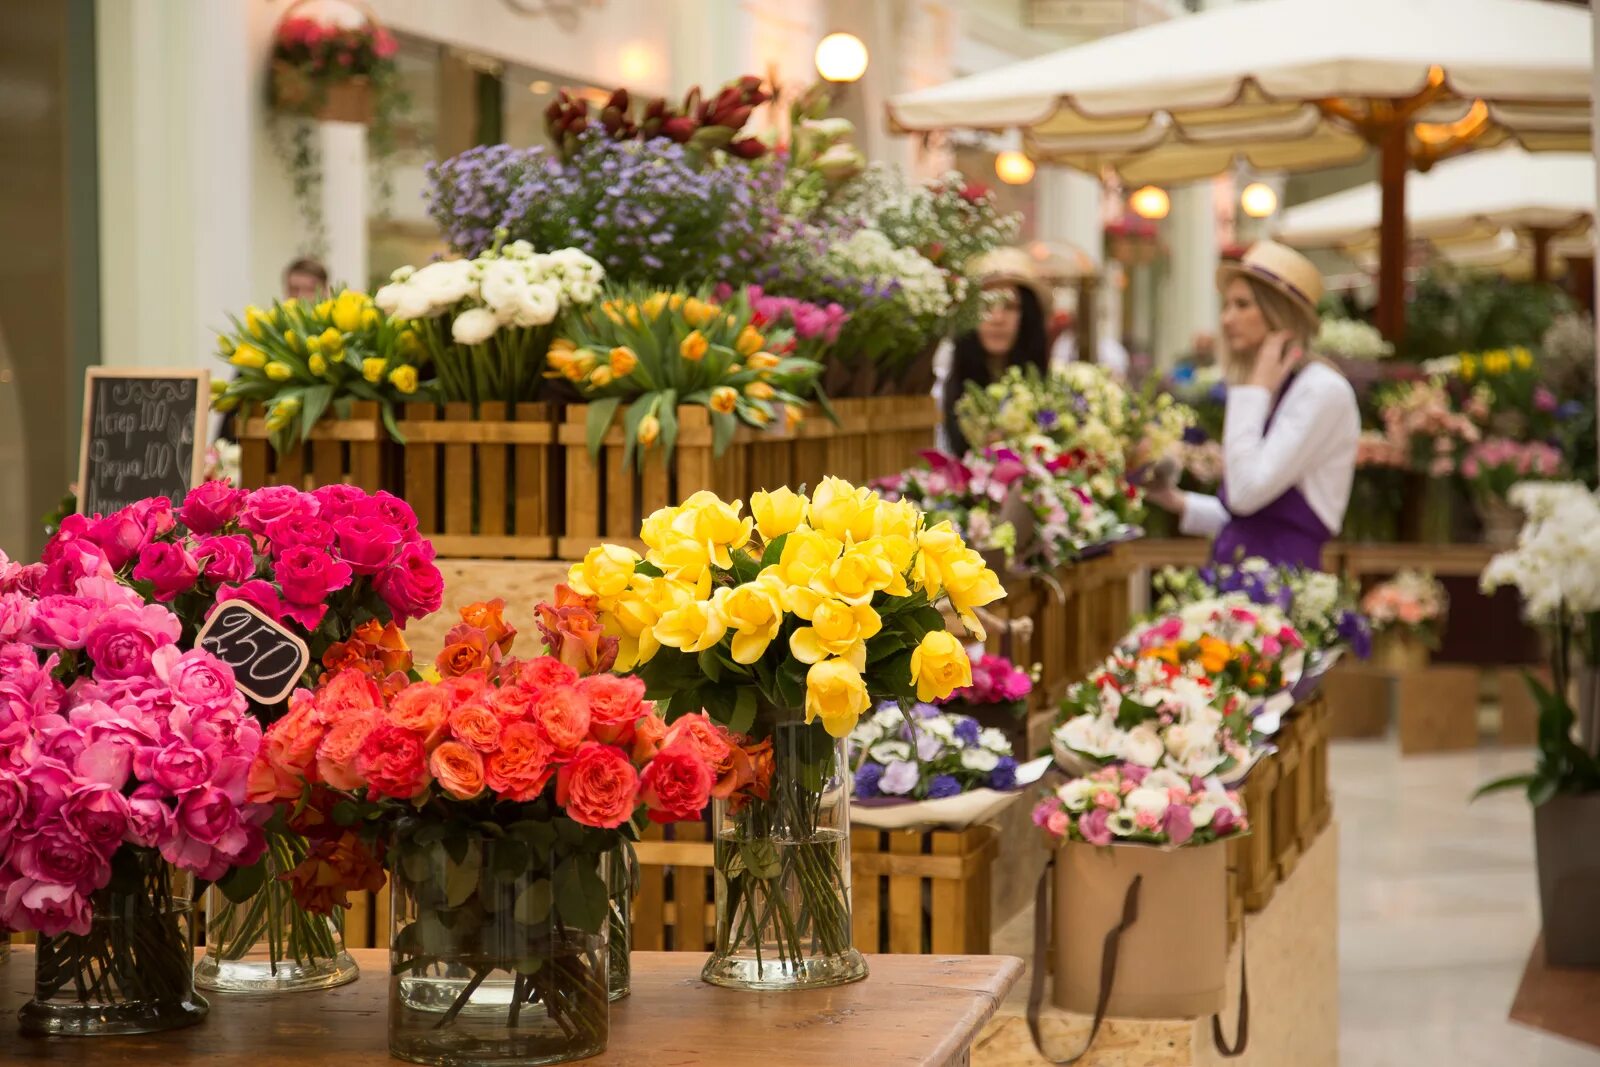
[0,948,1022,1067]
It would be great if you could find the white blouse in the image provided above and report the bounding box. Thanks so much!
[1180,361,1361,539]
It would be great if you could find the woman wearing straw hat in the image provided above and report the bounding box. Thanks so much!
[939,247,1053,455]
[1147,241,1359,568]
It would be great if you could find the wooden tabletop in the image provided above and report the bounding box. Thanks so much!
[0,948,1022,1066]
[1121,538,1498,577]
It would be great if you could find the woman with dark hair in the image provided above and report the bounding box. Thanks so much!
[940,248,1052,455]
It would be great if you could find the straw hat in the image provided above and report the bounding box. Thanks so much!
[969,246,1053,318]
[1216,240,1323,336]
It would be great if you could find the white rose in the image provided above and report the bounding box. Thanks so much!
[978,727,1011,753]
[1120,724,1165,768]
[960,747,1000,773]
[1125,787,1169,820]
[869,740,912,763]
[1056,778,1096,812]
[1057,715,1122,760]
[450,307,499,346]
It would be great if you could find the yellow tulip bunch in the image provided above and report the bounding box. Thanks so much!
[214,287,428,452]
[570,478,1006,738]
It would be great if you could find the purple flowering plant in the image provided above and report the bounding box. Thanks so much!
[848,701,1019,802]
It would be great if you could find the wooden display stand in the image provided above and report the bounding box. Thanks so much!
[1397,664,1481,754]
[1321,662,1391,738]
[1496,666,1548,746]
[1229,753,1280,913]
[236,401,395,494]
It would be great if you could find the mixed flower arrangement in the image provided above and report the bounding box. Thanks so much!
[1032,765,1247,847]
[1460,437,1565,502]
[1315,317,1393,361]
[1153,557,1370,661]
[1361,569,1448,648]
[849,702,1019,801]
[1375,378,1485,477]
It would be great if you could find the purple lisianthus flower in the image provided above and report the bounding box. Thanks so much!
[926,775,962,800]
[1181,425,1209,445]
[1338,610,1373,659]
[854,762,884,799]
[879,759,920,796]
[1557,399,1585,422]
[953,717,981,746]
[915,731,944,761]
[1037,409,1059,430]
[987,756,1018,791]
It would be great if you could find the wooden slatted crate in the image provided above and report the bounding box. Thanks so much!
[851,825,998,955]
[236,400,396,493]
[1301,692,1334,846]
[631,821,716,952]
[396,401,557,559]
[1271,712,1306,883]
[1230,750,1280,912]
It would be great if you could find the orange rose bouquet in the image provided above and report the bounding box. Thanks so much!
[250,591,765,1065]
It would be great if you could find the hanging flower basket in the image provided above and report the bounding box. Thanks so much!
[272,64,375,124]
[268,0,395,126]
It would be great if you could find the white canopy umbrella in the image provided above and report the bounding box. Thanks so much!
[888,0,1592,343]
[1276,148,1594,279]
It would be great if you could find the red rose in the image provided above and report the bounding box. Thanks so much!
[577,674,646,745]
[555,741,639,829]
[178,480,244,535]
[274,544,352,605]
[484,721,555,802]
[356,723,429,800]
[640,740,715,824]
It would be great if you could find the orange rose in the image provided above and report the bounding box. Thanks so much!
[284,831,386,915]
[315,709,379,791]
[631,713,668,764]
[485,721,556,802]
[488,683,538,724]
[437,627,490,678]
[663,711,733,769]
[320,638,369,674]
[316,669,383,722]
[459,599,516,653]
[577,673,646,744]
[532,687,591,755]
[448,701,504,753]
[429,741,487,800]
[535,586,618,675]
[368,620,414,674]
[262,689,329,784]
[385,683,452,748]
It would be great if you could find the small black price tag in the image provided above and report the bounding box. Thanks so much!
[196,600,311,706]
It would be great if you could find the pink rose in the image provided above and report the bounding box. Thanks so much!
[37,720,88,767]
[262,516,336,557]
[0,769,26,829]
[155,647,241,714]
[174,784,238,845]
[71,575,143,611]
[1045,809,1070,837]
[164,805,263,881]
[59,783,131,854]
[86,604,181,680]
[125,783,176,848]
[1164,804,1194,846]
[193,534,256,584]
[375,541,443,623]
[150,741,213,793]
[1211,807,1238,836]
[132,541,201,601]
[362,491,419,536]
[215,579,288,624]
[178,480,244,535]
[238,486,319,537]
[1,878,93,937]
[41,539,114,594]
[74,738,135,791]
[310,483,369,522]
[332,514,402,574]
[274,544,353,606]
[28,594,103,650]
[19,759,74,829]
[0,547,20,593]
[14,823,112,892]
[0,591,34,641]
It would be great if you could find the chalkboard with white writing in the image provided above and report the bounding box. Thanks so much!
[77,368,210,516]
[196,600,311,707]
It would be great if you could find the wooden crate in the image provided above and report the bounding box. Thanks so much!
[1323,662,1391,738]
[851,825,998,955]
[1230,750,1280,912]
[1271,711,1306,882]
[236,400,396,493]
[1397,665,1481,754]
[1302,692,1333,843]
[631,821,716,953]
[1497,666,1547,746]
[395,402,558,559]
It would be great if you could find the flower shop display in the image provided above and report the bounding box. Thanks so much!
[1033,765,1248,849]
[0,558,274,1035]
[1460,437,1565,546]
[37,484,442,994]
[552,284,828,465]
[269,3,406,253]
[1361,569,1448,673]
[936,648,1036,752]
[575,478,1005,990]
[215,289,425,451]
[1315,317,1393,361]
[374,240,606,406]
[248,590,761,1066]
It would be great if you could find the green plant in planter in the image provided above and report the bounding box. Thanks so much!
[1475,672,1600,804]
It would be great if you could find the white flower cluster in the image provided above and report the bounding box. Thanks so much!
[1316,317,1393,360]
[1054,768,1244,831]
[375,242,605,347]
[1481,482,1600,621]
[823,228,952,319]
[1055,665,1239,779]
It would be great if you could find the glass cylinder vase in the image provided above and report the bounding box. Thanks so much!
[19,847,206,1037]
[606,844,633,1002]
[195,833,359,993]
[702,714,868,991]
[388,830,609,1067]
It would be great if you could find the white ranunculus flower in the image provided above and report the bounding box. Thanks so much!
[374,282,406,316]
[869,740,912,764]
[1120,723,1165,768]
[1190,799,1219,828]
[978,727,1011,753]
[1125,786,1169,820]
[565,279,600,307]
[514,282,561,327]
[1057,778,1097,812]
[960,747,1000,773]
[450,307,499,346]
[479,260,532,322]
[412,259,476,306]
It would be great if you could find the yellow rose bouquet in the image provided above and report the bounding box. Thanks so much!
[214,288,427,451]
[571,477,1004,990]
[551,284,830,469]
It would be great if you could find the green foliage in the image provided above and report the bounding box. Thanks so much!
[1474,672,1600,804]
[1404,266,1573,363]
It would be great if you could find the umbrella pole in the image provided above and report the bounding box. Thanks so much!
[1529,227,1553,284]
[1375,123,1409,347]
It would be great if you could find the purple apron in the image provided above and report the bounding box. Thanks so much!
[1210,372,1333,570]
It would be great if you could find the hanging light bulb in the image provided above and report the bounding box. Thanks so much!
[1129,185,1171,220]
[814,32,869,83]
[995,150,1035,185]
[1239,182,1279,218]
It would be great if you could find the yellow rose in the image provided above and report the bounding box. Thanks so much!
[244,305,271,338]
[331,290,367,332]
[825,538,912,602]
[788,595,880,671]
[804,658,870,738]
[750,487,807,541]
[735,325,765,356]
[229,343,267,370]
[362,358,387,383]
[639,504,678,552]
[746,381,775,400]
[765,526,843,590]
[320,326,344,353]
[389,365,419,394]
[607,574,693,669]
[609,346,638,376]
[647,537,714,595]
[670,490,753,568]
[914,520,965,597]
[638,413,661,447]
[264,361,294,382]
[567,543,641,600]
[682,297,715,327]
[681,330,709,362]
[309,353,329,377]
[809,476,879,542]
[874,499,922,542]
[653,598,727,654]
[941,550,1005,641]
[910,630,972,702]
[712,577,785,664]
[710,386,738,414]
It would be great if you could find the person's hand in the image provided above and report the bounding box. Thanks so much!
[1246,330,1302,392]
[1145,484,1186,517]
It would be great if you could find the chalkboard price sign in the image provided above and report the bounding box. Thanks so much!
[77,367,210,516]
[196,600,311,706]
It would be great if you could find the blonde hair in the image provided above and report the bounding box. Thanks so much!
[1222,275,1317,385]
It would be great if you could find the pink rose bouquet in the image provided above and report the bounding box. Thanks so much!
[1032,764,1247,848]
[1459,437,1565,503]
[1361,569,1448,648]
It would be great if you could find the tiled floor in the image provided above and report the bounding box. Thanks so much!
[1334,739,1600,1065]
